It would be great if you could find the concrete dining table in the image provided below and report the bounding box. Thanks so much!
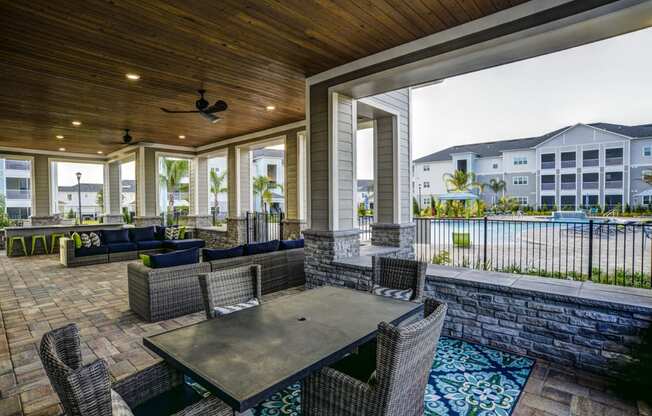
[143,286,423,414]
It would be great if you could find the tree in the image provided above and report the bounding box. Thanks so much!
[485,178,507,205]
[252,175,283,212]
[412,197,420,217]
[96,189,103,211]
[442,170,481,192]
[159,159,189,215]
[209,169,227,212]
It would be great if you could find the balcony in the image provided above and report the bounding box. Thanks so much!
[583,158,599,167]
[541,182,555,191]
[541,161,555,169]
[5,189,31,199]
[561,160,576,169]
[605,157,623,166]
[582,181,599,190]
[605,181,623,189]
[560,182,576,190]
[4,160,30,170]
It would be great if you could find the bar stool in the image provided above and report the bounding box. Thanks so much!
[31,234,48,255]
[8,236,27,256]
[49,232,65,254]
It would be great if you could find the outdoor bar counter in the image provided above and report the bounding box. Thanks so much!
[4,223,129,257]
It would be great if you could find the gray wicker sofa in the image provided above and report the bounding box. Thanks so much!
[127,247,305,322]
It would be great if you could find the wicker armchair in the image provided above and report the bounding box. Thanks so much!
[198,264,262,320]
[302,298,447,416]
[370,256,427,302]
[39,323,231,416]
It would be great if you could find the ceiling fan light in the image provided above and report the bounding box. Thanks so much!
[200,112,220,124]
[56,135,64,139]
[72,121,82,126]
[126,73,140,80]
[266,105,275,111]
[59,147,66,151]
[97,150,103,154]
[178,135,186,139]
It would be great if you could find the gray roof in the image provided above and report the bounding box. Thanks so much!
[357,179,373,192]
[253,149,284,159]
[414,122,652,163]
[58,183,103,192]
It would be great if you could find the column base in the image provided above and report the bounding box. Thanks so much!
[281,219,305,240]
[133,216,162,227]
[371,223,416,259]
[29,215,62,226]
[227,217,247,246]
[303,229,360,288]
[101,214,124,224]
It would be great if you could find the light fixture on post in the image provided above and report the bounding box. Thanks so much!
[76,172,82,225]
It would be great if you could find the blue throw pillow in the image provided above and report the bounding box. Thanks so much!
[245,240,280,255]
[203,246,244,261]
[129,226,156,242]
[279,239,304,250]
[149,248,199,269]
[101,229,130,244]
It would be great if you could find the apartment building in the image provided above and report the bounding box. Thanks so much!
[413,122,652,210]
[251,148,285,213]
[0,158,32,219]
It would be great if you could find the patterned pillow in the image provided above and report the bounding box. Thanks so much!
[213,298,259,317]
[164,227,180,240]
[110,389,134,416]
[89,232,101,247]
[372,284,413,301]
[79,233,92,248]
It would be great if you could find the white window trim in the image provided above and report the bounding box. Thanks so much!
[154,151,194,216]
[47,157,106,216]
[423,181,430,188]
[512,176,528,185]
[423,164,430,171]
[643,146,652,157]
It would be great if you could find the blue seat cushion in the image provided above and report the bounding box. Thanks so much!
[203,245,244,261]
[279,239,304,250]
[136,240,163,250]
[102,229,130,244]
[163,239,205,250]
[129,226,156,242]
[149,248,199,269]
[106,242,138,253]
[75,245,109,257]
[245,240,280,255]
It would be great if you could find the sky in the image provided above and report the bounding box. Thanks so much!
[357,27,652,179]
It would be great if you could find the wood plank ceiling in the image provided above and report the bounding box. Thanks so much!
[0,0,524,154]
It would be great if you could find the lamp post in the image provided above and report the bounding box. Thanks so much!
[418,184,422,212]
[75,172,82,225]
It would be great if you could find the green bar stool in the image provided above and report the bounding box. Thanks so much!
[8,236,27,257]
[50,232,66,254]
[31,234,48,255]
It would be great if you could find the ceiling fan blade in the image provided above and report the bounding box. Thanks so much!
[204,100,228,114]
[160,108,200,114]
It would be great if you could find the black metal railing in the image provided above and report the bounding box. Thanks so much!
[415,217,652,288]
[245,211,284,243]
[358,216,374,241]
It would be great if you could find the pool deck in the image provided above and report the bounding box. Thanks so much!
[0,253,645,416]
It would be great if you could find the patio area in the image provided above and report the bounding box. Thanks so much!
[0,254,644,416]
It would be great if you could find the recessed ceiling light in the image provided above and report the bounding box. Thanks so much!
[59,147,66,151]
[97,150,103,154]
[125,73,140,81]
[72,121,82,126]
[178,135,186,139]
[56,135,64,139]
[265,105,276,111]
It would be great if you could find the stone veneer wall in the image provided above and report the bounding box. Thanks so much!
[370,223,415,259]
[227,218,247,246]
[194,228,230,248]
[426,269,652,376]
[282,219,305,240]
[133,216,162,227]
[303,229,360,288]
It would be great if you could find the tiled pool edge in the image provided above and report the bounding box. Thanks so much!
[330,257,652,376]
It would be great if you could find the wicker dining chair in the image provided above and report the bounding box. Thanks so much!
[198,264,263,320]
[39,323,231,416]
[370,256,427,302]
[302,298,447,416]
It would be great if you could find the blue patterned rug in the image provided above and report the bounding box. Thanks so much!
[253,337,534,416]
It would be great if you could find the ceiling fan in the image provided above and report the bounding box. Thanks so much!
[100,129,140,146]
[160,89,228,124]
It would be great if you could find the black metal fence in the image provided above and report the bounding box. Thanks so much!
[415,217,652,288]
[358,216,374,241]
[246,211,284,243]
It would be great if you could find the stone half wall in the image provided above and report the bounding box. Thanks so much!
[371,222,415,259]
[303,229,360,288]
[426,268,652,376]
[194,228,230,248]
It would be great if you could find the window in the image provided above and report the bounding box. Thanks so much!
[605,194,623,209]
[540,196,555,208]
[561,151,576,168]
[0,157,32,220]
[423,164,430,172]
[605,171,623,182]
[644,146,652,157]
[208,155,228,221]
[515,196,528,205]
[67,194,72,201]
[643,170,652,181]
[560,195,576,210]
[158,156,191,222]
[513,156,528,166]
[267,164,278,183]
[51,160,104,221]
[643,195,652,205]
[606,148,623,158]
[120,160,136,218]
[512,176,528,185]
[583,195,599,207]
[456,159,467,172]
[492,163,499,169]
[423,182,430,188]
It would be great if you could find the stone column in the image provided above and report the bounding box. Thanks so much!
[227,217,247,246]
[133,216,162,227]
[371,223,416,259]
[281,219,304,240]
[303,229,360,288]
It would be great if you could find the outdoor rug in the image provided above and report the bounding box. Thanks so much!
[253,337,534,416]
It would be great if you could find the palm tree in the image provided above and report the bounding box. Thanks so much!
[486,178,507,205]
[442,170,481,192]
[209,169,227,213]
[252,175,283,212]
[159,159,189,215]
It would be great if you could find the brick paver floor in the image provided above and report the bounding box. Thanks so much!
[0,253,645,415]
